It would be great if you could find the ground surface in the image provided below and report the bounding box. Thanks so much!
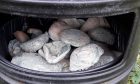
[128,54,140,84]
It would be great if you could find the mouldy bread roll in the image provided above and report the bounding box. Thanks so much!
[11,53,69,72]
[99,17,110,27]
[88,27,115,45]
[38,41,71,64]
[59,18,82,28]
[60,29,90,47]
[92,49,115,68]
[48,21,73,41]
[8,39,23,57]
[70,43,104,71]
[27,28,43,38]
[78,19,85,26]
[20,32,49,52]
[14,31,29,43]
[44,41,71,56]
[90,42,119,68]
[81,17,110,32]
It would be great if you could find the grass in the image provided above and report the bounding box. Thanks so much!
[128,55,140,84]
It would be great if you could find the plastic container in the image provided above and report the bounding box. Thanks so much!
[0,0,140,84]
[0,0,139,18]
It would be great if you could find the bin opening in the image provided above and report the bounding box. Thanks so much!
[0,12,135,72]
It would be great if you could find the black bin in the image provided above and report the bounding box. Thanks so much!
[0,0,140,84]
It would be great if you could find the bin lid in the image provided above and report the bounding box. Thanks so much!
[0,0,139,18]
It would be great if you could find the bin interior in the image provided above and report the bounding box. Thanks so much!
[0,12,135,69]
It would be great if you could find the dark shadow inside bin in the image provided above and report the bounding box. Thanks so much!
[0,12,135,72]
